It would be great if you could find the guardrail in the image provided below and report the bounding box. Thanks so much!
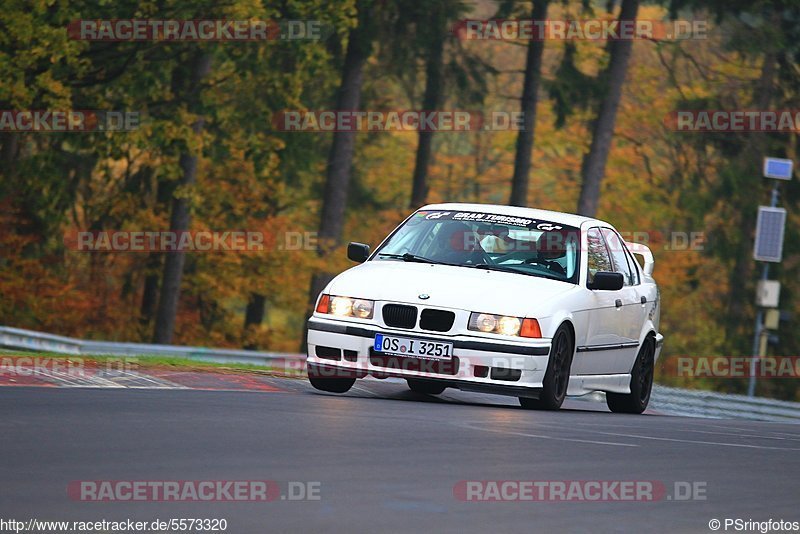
[0,326,303,368]
[580,386,800,422]
[2,325,800,422]
[650,385,800,423]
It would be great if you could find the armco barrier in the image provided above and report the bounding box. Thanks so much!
[0,325,303,367]
[2,325,800,422]
[649,384,800,422]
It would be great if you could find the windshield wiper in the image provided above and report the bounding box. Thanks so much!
[377,252,453,266]
[469,263,530,275]
[470,262,565,281]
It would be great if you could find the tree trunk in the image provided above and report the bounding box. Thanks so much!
[0,132,19,181]
[153,52,212,344]
[243,292,266,350]
[576,0,638,217]
[139,254,161,327]
[409,4,446,208]
[307,2,374,313]
[509,0,549,207]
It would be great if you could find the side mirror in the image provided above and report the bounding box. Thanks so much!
[588,271,624,291]
[347,242,370,263]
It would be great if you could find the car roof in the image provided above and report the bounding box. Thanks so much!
[419,203,608,229]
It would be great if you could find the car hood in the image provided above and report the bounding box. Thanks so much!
[327,260,577,318]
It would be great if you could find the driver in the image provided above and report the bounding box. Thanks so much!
[428,221,486,264]
[534,230,575,276]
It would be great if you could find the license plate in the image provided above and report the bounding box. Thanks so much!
[373,334,453,361]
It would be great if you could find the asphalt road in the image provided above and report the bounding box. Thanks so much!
[2,378,799,533]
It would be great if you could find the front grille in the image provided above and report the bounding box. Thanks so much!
[419,309,455,332]
[382,304,418,329]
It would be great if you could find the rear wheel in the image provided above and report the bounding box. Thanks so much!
[606,337,655,414]
[308,365,356,393]
[519,324,573,410]
[407,378,446,395]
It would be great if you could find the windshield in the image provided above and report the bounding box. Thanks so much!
[374,210,580,283]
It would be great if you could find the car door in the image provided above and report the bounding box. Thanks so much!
[600,228,644,373]
[573,227,623,375]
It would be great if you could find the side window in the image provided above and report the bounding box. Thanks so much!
[601,228,634,286]
[624,247,640,285]
[586,228,612,284]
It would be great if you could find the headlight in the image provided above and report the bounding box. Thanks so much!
[316,294,374,319]
[330,296,354,316]
[497,316,521,336]
[468,312,540,338]
[474,313,498,332]
[352,299,374,318]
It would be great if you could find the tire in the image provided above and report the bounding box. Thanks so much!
[519,324,574,410]
[407,378,446,395]
[606,337,655,414]
[307,365,356,393]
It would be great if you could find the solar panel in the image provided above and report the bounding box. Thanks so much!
[763,157,793,180]
[753,207,786,262]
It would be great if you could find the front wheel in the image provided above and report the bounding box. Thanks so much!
[309,375,355,393]
[407,378,446,395]
[519,324,573,410]
[308,365,356,393]
[606,337,655,414]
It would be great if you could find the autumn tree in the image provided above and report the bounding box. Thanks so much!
[509,0,550,207]
[307,0,378,313]
[576,0,639,217]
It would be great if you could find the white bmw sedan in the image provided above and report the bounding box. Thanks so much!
[306,203,663,413]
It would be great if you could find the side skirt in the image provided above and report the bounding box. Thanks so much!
[567,373,632,396]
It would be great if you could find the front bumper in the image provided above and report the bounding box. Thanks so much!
[306,317,552,397]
